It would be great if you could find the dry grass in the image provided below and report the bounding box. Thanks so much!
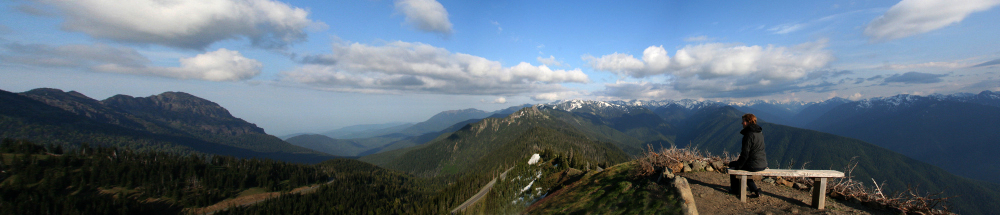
[632,145,729,178]
[820,157,954,214]
[633,147,953,214]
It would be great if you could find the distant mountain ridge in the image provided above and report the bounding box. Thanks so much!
[1,88,335,163]
[806,92,1000,185]
[287,104,533,157]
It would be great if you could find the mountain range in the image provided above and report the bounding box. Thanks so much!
[284,104,531,157]
[0,88,334,163]
[359,94,1000,214]
[6,86,999,213]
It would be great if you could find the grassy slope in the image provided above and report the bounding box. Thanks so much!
[524,162,683,214]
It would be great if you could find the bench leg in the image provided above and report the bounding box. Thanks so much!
[740,175,747,202]
[812,177,827,209]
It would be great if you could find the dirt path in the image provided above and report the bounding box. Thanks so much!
[451,167,514,214]
[680,172,892,215]
[188,181,332,215]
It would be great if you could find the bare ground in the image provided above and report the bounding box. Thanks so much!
[680,171,894,215]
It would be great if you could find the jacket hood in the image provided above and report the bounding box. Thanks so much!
[740,124,763,135]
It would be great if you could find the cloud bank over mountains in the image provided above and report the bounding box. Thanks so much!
[583,40,835,99]
[284,41,588,95]
[0,43,260,82]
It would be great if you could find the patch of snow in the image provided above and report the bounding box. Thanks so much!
[528,154,541,165]
[520,180,534,193]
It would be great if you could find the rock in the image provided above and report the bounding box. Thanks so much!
[762,212,774,215]
[672,177,699,215]
[777,179,793,187]
[682,165,692,173]
[662,168,675,179]
[793,183,809,190]
[691,161,707,172]
[762,177,775,185]
[710,161,725,171]
[789,208,800,214]
[705,166,714,172]
[669,162,685,173]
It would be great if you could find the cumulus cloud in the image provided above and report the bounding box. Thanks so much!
[0,43,261,81]
[865,0,1000,41]
[284,41,589,95]
[37,0,321,49]
[848,92,865,100]
[881,71,948,84]
[0,42,149,68]
[395,0,453,36]
[584,40,833,80]
[482,97,507,104]
[597,82,681,100]
[536,55,565,66]
[95,48,262,81]
[531,91,584,101]
[584,40,836,99]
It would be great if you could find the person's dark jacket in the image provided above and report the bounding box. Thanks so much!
[731,124,767,170]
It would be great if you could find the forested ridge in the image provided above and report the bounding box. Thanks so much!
[0,139,326,214]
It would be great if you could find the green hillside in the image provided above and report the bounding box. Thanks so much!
[369,107,630,177]
[0,89,335,164]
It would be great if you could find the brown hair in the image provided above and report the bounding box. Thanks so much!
[742,113,757,125]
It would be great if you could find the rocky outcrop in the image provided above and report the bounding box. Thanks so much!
[102,92,265,136]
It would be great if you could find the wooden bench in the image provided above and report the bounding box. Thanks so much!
[728,169,844,209]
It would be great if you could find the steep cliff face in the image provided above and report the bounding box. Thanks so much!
[20,88,171,134]
[102,92,265,136]
[8,88,333,163]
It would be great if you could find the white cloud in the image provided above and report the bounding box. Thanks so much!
[285,41,589,95]
[493,97,507,104]
[38,0,321,49]
[531,91,584,101]
[536,55,564,66]
[584,40,833,80]
[878,61,971,70]
[395,0,453,36]
[768,23,806,34]
[848,92,864,100]
[598,81,682,100]
[95,48,262,81]
[865,0,1000,41]
[684,36,711,42]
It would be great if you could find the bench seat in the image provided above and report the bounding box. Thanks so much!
[728,169,844,209]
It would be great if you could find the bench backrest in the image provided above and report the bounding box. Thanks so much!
[728,169,844,178]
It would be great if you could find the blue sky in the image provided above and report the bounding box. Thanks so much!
[2,0,999,135]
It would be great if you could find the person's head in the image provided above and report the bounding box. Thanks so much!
[742,113,757,127]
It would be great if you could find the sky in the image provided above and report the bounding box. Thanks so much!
[2,0,999,135]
